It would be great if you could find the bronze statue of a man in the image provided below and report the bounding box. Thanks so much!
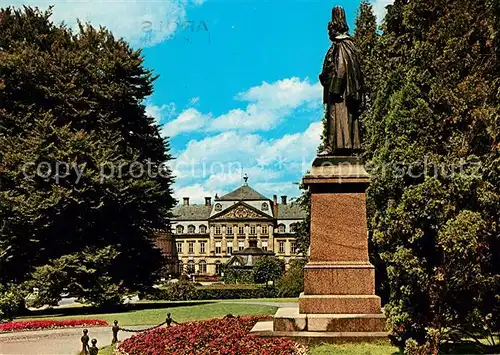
[319,5,364,156]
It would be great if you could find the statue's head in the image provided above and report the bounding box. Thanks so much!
[330,5,349,36]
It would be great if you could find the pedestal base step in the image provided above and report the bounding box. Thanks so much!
[273,307,387,332]
[251,321,388,345]
[299,294,382,314]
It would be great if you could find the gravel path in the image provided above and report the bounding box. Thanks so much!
[0,325,150,355]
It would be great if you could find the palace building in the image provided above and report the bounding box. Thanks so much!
[156,180,306,276]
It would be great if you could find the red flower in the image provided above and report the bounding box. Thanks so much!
[118,316,304,355]
[0,319,108,332]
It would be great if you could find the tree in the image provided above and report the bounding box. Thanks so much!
[362,0,500,351]
[252,257,285,286]
[276,258,307,297]
[0,6,176,307]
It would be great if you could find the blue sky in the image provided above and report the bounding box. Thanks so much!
[4,0,392,204]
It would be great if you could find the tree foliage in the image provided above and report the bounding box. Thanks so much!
[276,258,307,297]
[252,257,285,286]
[0,6,175,307]
[361,0,500,351]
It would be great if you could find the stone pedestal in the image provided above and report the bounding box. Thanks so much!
[251,156,387,343]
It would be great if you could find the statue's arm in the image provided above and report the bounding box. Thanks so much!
[319,45,334,86]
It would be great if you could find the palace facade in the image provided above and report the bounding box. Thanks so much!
[156,182,306,276]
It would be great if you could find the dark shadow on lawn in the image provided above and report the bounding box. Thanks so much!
[20,301,215,319]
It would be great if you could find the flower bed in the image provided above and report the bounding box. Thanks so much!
[0,319,108,332]
[118,316,306,355]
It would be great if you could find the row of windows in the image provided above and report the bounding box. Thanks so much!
[175,223,296,235]
[179,260,222,274]
[176,240,296,255]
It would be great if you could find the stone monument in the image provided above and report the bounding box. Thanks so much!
[251,5,387,343]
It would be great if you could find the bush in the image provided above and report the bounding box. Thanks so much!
[0,285,23,321]
[221,267,254,284]
[196,285,276,300]
[142,283,277,301]
[276,259,307,297]
[252,257,285,285]
[117,316,306,355]
[165,280,198,301]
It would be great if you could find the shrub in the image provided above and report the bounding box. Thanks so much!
[0,285,23,321]
[276,258,307,297]
[117,316,306,355]
[252,257,285,286]
[221,267,254,284]
[165,280,198,301]
[142,284,277,301]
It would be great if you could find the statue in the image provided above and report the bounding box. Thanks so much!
[89,339,99,355]
[319,5,364,156]
[80,329,90,354]
[111,320,120,344]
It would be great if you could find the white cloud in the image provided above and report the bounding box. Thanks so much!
[371,0,395,23]
[174,184,216,204]
[208,77,321,132]
[161,108,211,137]
[160,77,322,138]
[2,0,204,48]
[146,103,176,125]
[189,97,200,106]
[172,121,321,202]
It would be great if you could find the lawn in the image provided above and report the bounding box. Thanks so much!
[19,302,278,326]
[100,339,401,355]
[310,342,400,355]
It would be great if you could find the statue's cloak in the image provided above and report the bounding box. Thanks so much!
[326,34,364,103]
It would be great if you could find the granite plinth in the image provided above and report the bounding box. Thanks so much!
[303,262,375,295]
[259,156,386,341]
[252,318,388,345]
[299,294,382,314]
[272,307,386,333]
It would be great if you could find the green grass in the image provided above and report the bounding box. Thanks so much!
[20,302,278,326]
[310,342,401,355]
[99,345,114,355]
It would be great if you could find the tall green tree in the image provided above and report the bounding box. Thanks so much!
[363,0,500,351]
[0,6,175,307]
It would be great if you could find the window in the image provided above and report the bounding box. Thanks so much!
[187,260,195,274]
[279,240,285,253]
[176,242,183,254]
[215,203,222,212]
[262,241,268,251]
[200,225,207,234]
[238,226,245,235]
[215,241,222,254]
[188,225,195,234]
[261,225,268,235]
[278,224,286,233]
[250,225,256,235]
[176,225,184,234]
[215,261,222,275]
[178,260,183,273]
[188,242,194,254]
[261,202,269,211]
[238,241,245,251]
[199,260,207,274]
[227,244,233,255]
[227,226,233,235]
[291,241,297,254]
[200,241,206,254]
[290,224,297,233]
[215,226,221,235]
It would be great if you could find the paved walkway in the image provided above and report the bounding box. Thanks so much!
[0,325,150,355]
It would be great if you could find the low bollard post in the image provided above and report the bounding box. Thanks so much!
[80,329,90,354]
[89,338,99,355]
